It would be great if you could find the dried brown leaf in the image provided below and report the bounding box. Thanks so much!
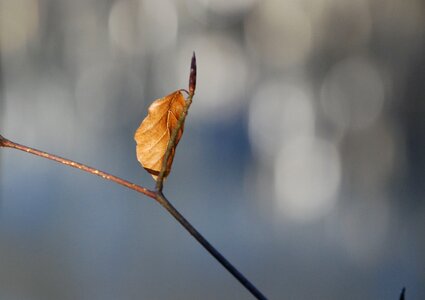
[134,90,186,180]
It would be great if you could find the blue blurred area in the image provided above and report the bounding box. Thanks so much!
[1,0,425,299]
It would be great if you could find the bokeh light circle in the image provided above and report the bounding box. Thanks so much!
[108,0,178,54]
[0,0,39,53]
[248,78,315,162]
[244,0,312,68]
[320,57,385,133]
[274,136,341,222]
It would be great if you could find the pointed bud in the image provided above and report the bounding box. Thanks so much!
[189,52,197,95]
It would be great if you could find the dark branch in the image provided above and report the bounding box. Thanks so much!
[0,53,267,299]
[1,135,267,299]
[156,192,267,300]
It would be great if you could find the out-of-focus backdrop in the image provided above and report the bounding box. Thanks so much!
[1,0,424,299]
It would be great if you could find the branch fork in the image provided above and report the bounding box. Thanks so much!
[0,53,267,300]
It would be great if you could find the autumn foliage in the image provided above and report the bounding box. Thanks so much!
[134,90,187,180]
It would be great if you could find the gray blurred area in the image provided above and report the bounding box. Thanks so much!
[1,0,424,299]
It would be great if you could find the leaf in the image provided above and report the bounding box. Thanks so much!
[134,90,186,180]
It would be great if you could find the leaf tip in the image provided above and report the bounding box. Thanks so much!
[0,134,7,147]
[189,52,197,95]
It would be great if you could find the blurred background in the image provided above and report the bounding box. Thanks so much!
[0,0,424,299]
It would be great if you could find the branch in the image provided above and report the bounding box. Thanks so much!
[155,192,266,299]
[0,134,156,199]
[0,135,267,299]
[0,54,267,299]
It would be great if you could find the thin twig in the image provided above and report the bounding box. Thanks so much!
[0,135,156,199]
[0,53,268,299]
[156,192,267,300]
[0,135,267,299]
